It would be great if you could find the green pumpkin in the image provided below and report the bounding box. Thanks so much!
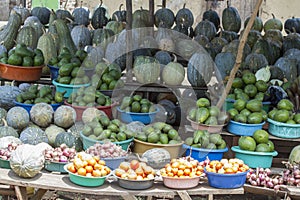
[54,132,83,152]
[91,1,108,29]
[284,17,300,34]
[73,4,90,26]
[252,38,276,65]
[31,6,50,25]
[54,105,76,129]
[45,124,65,146]
[215,52,236,80]
[71,25,92,50]
[222,2,241,33]
[56,9,73,23]
[175,3,194,27]
[210,37,228,54]
[220,30,238,42]
[133,56,160,84]
[244,53,268,73]
[194,20,217,41]
[172,24,194,39]
[6,107,29,131]
[105,21,124,35]
[264,14,283,32]
[154,5,175,29]
[19,127,48,145]
[244,16,263,32]
[30,103,54,128]
[241,30,262,49]
[132,7,151,28]
[194,35,210,47]
[112,4,126,22]
[222,39,251,61]
[0,119,18,138]
[175,39,206,60]
[92,28,114,50]
[203,9,220,31]
[275,57,298,81]
[162,56,185,86]
[263,29,283,43]
[13,5,31,24]
[283,32,300,53]
[0,108,7,126]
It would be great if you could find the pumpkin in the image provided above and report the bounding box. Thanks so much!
[172,24,194,39]
[162,55,185,86]
[284,17,300,34]
[68,121,85,138]
[155,51,172,65]
[141,148,171,169]
[54,105,76,129]
[16,26,38,49]
[91,0,108,29]
[132,7,151,28]
[154,5,175,29]
[54,132,83,152]
[242,30,262,49]
[203,9,220,31]
[222,39,251,61]
[82,107,107,124]
[175,39,206,60]
[244,16,263,32]
[112,4,126,22]
[71,25,92,50]
[194,35,210,47]
[0,119,18,138]
[6,107,29,131]
[0,108,7,126]
[13,4,30,24]
[220,30,238,43]
[133,56,160,84]
[19,127,48,145]
[210,37,228,54]
[284,48,300,69]
[30,103,54,128]
[44,124,65,146]
[214,52,236,80]
[156,27,175,52]
[289,145,300,164]
[263,29,283,44]
[264,13,283,32]
[221,2,241,33]
[194,20,217,41]
[92,28,114,50]
[56,8,73,23]
[105,21,124,35]
[244,53,269,73]
[282,33,300,53]
[72,3,90,26]
[31,6,51,25]
[275,57,298,81]
[0,85,22,110]
[37,33,58,65]
[10,144,45,178]
[105,40,126,72]
[187,53,215,87]
[24,16,45,39]
[252,38,276,65]
[175,3,194,27]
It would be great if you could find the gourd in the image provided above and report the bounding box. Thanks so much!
[31,6,51,25]
[155,27,175,52]
[132,7,151,28]
[92,28,114,50]
[194,35,210,47]
[154,5,175,29]
[284,17,300,34]
[172,24,194,39]
[0,10,22,50]
[141,148,171,169]
[72,2,90,26]
[220,30,238,42]
[214,52,236,80]
[244,30,262,49]
[244,53,268,73]
[45,125,65,146]
[0,119,18,138]
[175,3,194,27]
[289,145,300,164]
[54,132,83,151]
[0,85,22,110]
[16,26,38,49]
[244,16,263,32]
[162,55,185,86]
[133,56,160,84]
[264,13,283,32]
[54,106,76,129]
[23,16,45,39]
[37,33,58,65]
[275,57,298,81]
[203,9,220,31]
[282,33,300,53]
[155,51,172,65]
[30,103,54,128]
[10,144,45,178]
[71,25,92,50]
[263,29,283,44]
[210,36,229,54]
[82,107,107,124]
[187,53,215,87]
[105,21,124,35]
[175,39,205,60]
[13,4,30,24]
[0,108,7,125]
[91,0,108,29]
[221,2,241,33]
[194,20,217,41]
[6,107,29,131]
[19,127,48,145]
[252,38,275,65]
[112,4,126,22]
[222,39,251,61]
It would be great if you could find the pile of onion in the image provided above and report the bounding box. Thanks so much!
[44,144,76,163]
[0,142,19,160]
[86,142,128,158]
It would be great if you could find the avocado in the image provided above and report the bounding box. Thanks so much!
[205,116,218,125]
[131,101,141,113]
[234,114,247,123]
[233,99,246,111]
[196,98,210,108]
[244,84,258,98]
[242,72,256,84]
[22,56,33,66]
[7,54,22,66]
[232,77,244,89]
[236,92,250,101]
[196,107,210,123]
[277,99,294,111]
[246,99,263,112]
[247,112,263,124]
[240,108,251,117]
[147,132,159,143]
[274,109,290,123]
[255,80,269,92]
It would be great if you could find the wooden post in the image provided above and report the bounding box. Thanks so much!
[162,0,166,8]
[126,0,133,82]
[216,0,263,109]
[149,0,155,36]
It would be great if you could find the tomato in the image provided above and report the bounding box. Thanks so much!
[87,158,97,166]
[215,162,222,170]
[130,160,140,170]
[77,167,87,176]
[135,167,144,176]
[85,165,93,173]
[115,168,125,177]
[119,162,130,171]
[92,169,102,177]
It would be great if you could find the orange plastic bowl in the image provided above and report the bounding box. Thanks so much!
[0,62,43,82]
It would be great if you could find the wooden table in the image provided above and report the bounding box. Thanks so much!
[0,168,244,200]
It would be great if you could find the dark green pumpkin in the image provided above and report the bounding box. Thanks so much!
[194,20,217,41]
[154,51,172,65]
[105,21,124,35]
[54,132,83,152]
[264,13,283,32]
[210,37,228,54]
[220,30,238,42]
[0,119,18,138]
[214,52,236,80]
[132,7,151,28]
[72,5,90,26]
[91,1,108,29]
[112,4,126,22]
[284,17,300,34]
[269,41,282,64]
[221,2,241,33]
[187,53,215,87]
[172,24,194,38]
[16,26,38,49]
[275,57,298,81]
[175,3,194,27]
[241,30,262,49]
[244,53,268,73]
[154,5,175,29]
[203,9,220,31]
[71,25,92,50]
[222,39,251,61]
[194,35,210,47]
[263,29,283,43]
[92,28,114,50]
[31,6,51,25]
[13,5,30,24]
[283,33,300,53]
[204,43,218,59]
[175,39,206,60]
[244,16,263,32]
[252,38,275,65]
[56,9,73,23]
[133,56,160,84]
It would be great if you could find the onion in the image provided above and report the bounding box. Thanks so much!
[250,180,258,186]
[288,177,295,185]
[274,185,281,191]
[59,155,68,163]
[272,178,279,185]
[293,169,300,176]
[267,181,274,188]
[265,168,271,176]
[256,178,261,186]
[63,149,70,157]
[259,173,265,181]
[60,143,67,150]
[250,174,257,180]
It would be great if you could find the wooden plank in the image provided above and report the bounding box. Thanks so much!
[14,186,27,200]
[121,194,138,200]
[30,189,48,200]
[244,184,287,198]
[0,188,16,196]
[177,191,192,200]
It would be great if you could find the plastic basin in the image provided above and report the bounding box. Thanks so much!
[80,131,133,151]
[0,158,11,169]
[116,106,159,125]
[102,156,127,170]
[52,79,90,98]
[48,64,59,81]
[182,144,228,162]
[227,120,265,136]
[44,161,68,173]
[162,176,201,189]
[225,99,271,112]
[231,146,278,168]
[14,101,62,115]
[205,168,248,189]
[267,118,300,138]
[187,117,227,133]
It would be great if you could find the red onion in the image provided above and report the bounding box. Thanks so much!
[272,178,279,185]
[267,181,274,188]
[59,155,68,163]
[274,185,281,191]
[259,173,265,181]
[265,168,271,176]
[63,149,70,157]
[250,180,258,186]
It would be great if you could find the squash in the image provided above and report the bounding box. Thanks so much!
[282,33,300,53]
[284,17,300,34]
[132,7,151,28]
[105,40,126,72]
[194,20,217,41]
[13,4,30,24]
[30,103,54,128]
[37,33,58,65]
[72,3,90,26]
[105,21,124,35]
[210,36,228,54]
[31,6,51,25]
[0,85,22,110]
[16,26,38,49]
[275,57,298,81]
[264,13,283,32]
[172,24,194,39]
[54,105,76,129]
[289,145,300,164]
[71,25,92,50]
[133,56,160,84]
[112,4,126,22]
[244,53,268,73]
[91,0,108,29]
[244,16,263,32]
[0,10,22,50]
[162,55,185,86]
[154,5,175,29]
[263,29,283,44]
[45,124,65,146]
[0,108,7,126]
[6,107,29,131]
[194,35,210,47]
[187,53,215,87]
[82,107,107,124]
[92,28,114,50]
[19,127,48,145]
[56,6,73,23]
[10,144,45,178]
[141,148,171,169]
[220,30,238,43]
[222,39,251,61]
[0,119,18,138]
[175,39,206,60]
[175,3,194,27]
[155,51,172,65]
[23,16,45,39]
[155,27,175,52]
[214,52,236,80]
[242,30,262,49]
[252,38,276,65]
[221,2,241,33]
[203,9,220,31]
[54,132,83,152]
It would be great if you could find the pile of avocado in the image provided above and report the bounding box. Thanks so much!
[135,122,182,144]
[81,118,134,142]
[119,94,156,113]
[238,130,275,152]
[90,61,124,91]
[66,86,112,107]
[15,84,64,104]
[0,43,44,66]
[268,99,300,124]
[50,47,90,85]
[188,98,228,125]
[228,71,269,102]
[185,130,227,150]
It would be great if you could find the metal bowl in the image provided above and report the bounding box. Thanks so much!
[113,172,155,190]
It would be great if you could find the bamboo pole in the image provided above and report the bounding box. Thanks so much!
[216,0,263,109]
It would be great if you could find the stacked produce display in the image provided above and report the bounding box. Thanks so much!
[0,0,300,197]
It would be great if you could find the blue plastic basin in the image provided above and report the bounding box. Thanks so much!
[267,118,300,139]
[102,156,127,170]
[227,120,265,136]
[116,106,159,125]
[182,144,228,162]
[52,79,90,98]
